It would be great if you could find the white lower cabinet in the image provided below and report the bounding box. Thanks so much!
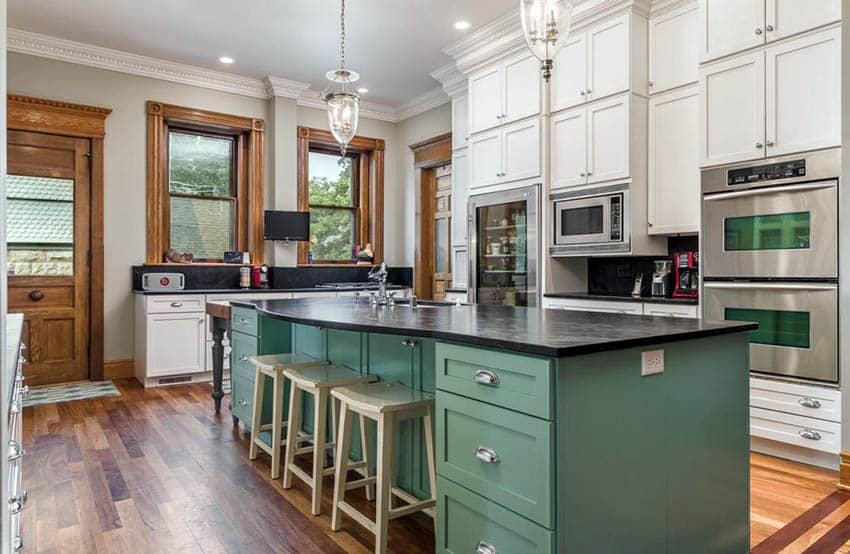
[145,312,206,377]
[543,297,698,318]
[643,302,699,319]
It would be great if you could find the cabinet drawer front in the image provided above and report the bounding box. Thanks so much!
[750,378,840,422]
[146,295,205,314]
[750,407,840,454]
[437,477,554,554]
[436,342,553,420]
[643,302,699,319]
[436,392,554,527]
[230,331,258,381]
[231,376,254,424]
[231,306,258,336]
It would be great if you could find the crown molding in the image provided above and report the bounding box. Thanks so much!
[430,63,467,98]
[649,0,696,16]
[396,87,450,121]
[263,75,312,99]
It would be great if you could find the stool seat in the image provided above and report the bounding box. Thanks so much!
[284,364,376,389]
[249,352,328,374]
[331,382,433,414]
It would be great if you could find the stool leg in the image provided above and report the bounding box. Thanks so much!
[248,371,265,460]
[331,401,354,531]
[311,387,328,515]
[330,397,339,463]
[270,371,285,479]
[359,414,374,501]
[423,405,438,534]
[375,412,395,554]
[282,382,302,489]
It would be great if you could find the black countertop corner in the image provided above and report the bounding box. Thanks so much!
[236,297,754,358]
[544,292,699,306]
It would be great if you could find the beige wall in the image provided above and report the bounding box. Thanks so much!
[7,52,451,362]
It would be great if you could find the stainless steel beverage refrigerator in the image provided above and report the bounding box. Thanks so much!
[468,184,539,307]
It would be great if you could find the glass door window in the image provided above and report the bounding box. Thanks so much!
[724,307,811,348]
[476,200,529,306]
[724,212,811,251]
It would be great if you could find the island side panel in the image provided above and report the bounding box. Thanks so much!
[557,333,750,554]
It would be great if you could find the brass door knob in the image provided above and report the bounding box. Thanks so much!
[29,290,44,301]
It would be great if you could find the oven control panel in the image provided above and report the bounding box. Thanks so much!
[727,159,806,186]
[610,195,622,241]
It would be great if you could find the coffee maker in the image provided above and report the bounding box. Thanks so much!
[673,251,699,298]
[651,260,673,297]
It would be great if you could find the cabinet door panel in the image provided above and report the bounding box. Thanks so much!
[767,0,841,41]
[551,34,587,111]
[451,95,469,150]
[551,106,588,190]
[700,52,765,167]
[469,130,501,189]
[147,313,205,376]
[502,119,541,184]
[766,28,841,157]
[469,67,502,134]
[587,14,631,102]
[451,150,469,245]
[588,95,629,184]
[649,87,700,235]
[699,0,765,62]
[649,4,699,94]
[503,53,541,123]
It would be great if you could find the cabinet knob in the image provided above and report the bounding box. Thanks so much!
[798,397,822,409]
[648,80,654,87]
[798,428,821,441]
[29,290,44,302]
[239,354,249,361]
[580,171,586,177]
[586,171,593,176]
[579,90,586,96]
[755,142,764,149]
[239,318,248,324]
[237,399,248,406]
[474,445,501,464]
[755,27,763,35]
[765,24,774,32]
[475,541,498,554]
[586,88,592,94]
[766,140,775,147]
[170,301,183,308]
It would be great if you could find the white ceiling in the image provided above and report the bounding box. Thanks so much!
[8,0,517,107]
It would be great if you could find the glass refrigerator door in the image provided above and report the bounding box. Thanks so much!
[476,200,530,306]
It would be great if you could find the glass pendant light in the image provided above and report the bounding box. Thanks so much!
[324,0,360,156]
[520,0,574,82]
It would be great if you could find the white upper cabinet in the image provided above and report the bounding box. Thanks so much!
[767,0,841,41]
[452,150,469,245]
[551,34,588,111]
[468,52,541,134]
[649,3,699,94]
[551,106,588,189]
[587,14,632,102]
[649,86,700,235]
[452,94,469,151]
[700,51,765,167]
[587,95,630,184]
[765,27,841,157]
[470,129,501,188]
[469,119,541,189]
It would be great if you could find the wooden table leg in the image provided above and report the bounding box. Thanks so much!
[211,316,227,413]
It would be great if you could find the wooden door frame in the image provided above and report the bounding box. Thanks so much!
[409,133,452,299]
[7,95,111,380]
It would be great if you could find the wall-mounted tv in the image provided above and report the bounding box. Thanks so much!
[264,210,310,241]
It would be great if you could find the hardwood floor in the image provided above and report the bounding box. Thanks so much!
[19,379,850,553]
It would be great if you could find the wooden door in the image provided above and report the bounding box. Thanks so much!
[767,0,841,42]
[7,130,91,385]
[699,0,765,62]
[586,13,631,103]
[552,33,588,112]
[432,165,452,301]
[587,94,630,184]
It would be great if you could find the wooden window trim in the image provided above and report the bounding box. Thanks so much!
[146,101,265,264]
[296,126,384,266]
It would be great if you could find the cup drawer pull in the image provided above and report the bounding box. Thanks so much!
[474,446,501,464]
[799,428,822,441]
[798,397,822,409]
[170,302,183,308]
[473,369,500,386]
[239,354,249,362]
[475,540,497,554]
[239,317,249,325]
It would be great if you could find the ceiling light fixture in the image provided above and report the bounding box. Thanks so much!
[323,0,360,156]
[357,87,369,94]
[454,20,471,30]
[218,56,234,64]
[520,0,574,82]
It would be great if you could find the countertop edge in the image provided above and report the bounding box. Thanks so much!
[133,285,406,295]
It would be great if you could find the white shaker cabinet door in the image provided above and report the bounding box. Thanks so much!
[469,66,502,134]
[700,51,766,167]
[587,14,631,102]
[451,150,469,245]
[551,34,588,112]
[587,95,630,184]
[469,130,501,189]
[767,0,841,42]
[699,0,765,62]
[649,3,699,94]
[147,313,206,376]
[550,106,588,190]
[502,118,541,184]
[503,52,541,123]
[649,86,700,235]
[452,95,469,150]
[766,27,841,157]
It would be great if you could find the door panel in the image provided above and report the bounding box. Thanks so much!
[469,130,501,189]
[587,95,629,184]
[469,67,502,134]
[502,119,541,184]
[551,106,587,190]
[649,4,699,94]
[7,131,91,385]
[552,34,587,112]
[699,0,765,62]
[503,53,541,123]
[767,0,841,41]
[587,14,631,102]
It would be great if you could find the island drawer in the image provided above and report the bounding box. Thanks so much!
[436,391,554,528]
[437,476,554,554]
[750,407,841,454]
[230,331,258,381]
[231,376,255,428]
[231,306,258,336]
[435,343,554,420]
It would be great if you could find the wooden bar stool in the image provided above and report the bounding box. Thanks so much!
[330,382,436,554]
[248,353,329,479]
[282,365,378,516]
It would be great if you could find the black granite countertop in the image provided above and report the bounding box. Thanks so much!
[133,285,406,296]
[544,292,699,306]
[236,297,753,358]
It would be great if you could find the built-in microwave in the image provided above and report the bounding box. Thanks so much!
[551,186,629,256]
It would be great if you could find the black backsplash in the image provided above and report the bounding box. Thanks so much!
[587,236,698,296]
[132,265,413,291]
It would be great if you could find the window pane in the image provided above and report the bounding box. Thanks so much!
[6,175,74,276]
[170,196,233,258]
[309,152,354,207]
[169,132,233,197]
[310,207,355,261]
[724,212,810,251]
[725,307,811,348]
[435,218,449,274]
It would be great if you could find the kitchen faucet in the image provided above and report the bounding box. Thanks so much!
[367,262,390,305]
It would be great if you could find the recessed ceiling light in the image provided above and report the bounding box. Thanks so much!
[357,87,369,94]
[218,56,234,64]
[454,20,470,30]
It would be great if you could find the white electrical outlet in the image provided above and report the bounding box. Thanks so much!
[641,349,664,376]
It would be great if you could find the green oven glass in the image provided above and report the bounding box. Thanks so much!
[724,308,810,348]
[724,212,810,251]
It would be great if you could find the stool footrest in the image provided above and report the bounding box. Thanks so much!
[389,499,436,521]
[337,501,377,535]
[287,464,314,487]
[345,476,377,491]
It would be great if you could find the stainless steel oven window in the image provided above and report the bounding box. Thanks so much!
[724,211,811,252]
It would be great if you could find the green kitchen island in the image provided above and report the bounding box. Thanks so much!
[228,297,755,554]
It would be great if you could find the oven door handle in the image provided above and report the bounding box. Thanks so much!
[703,182,834,201]
[703,282,837,292]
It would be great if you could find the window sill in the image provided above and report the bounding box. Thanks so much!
[296,263,375,268]
[144,262,255,267]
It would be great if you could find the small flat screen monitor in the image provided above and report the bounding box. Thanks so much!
[264,210,310,241]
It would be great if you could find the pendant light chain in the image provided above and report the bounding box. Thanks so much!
[339,0,346,70]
